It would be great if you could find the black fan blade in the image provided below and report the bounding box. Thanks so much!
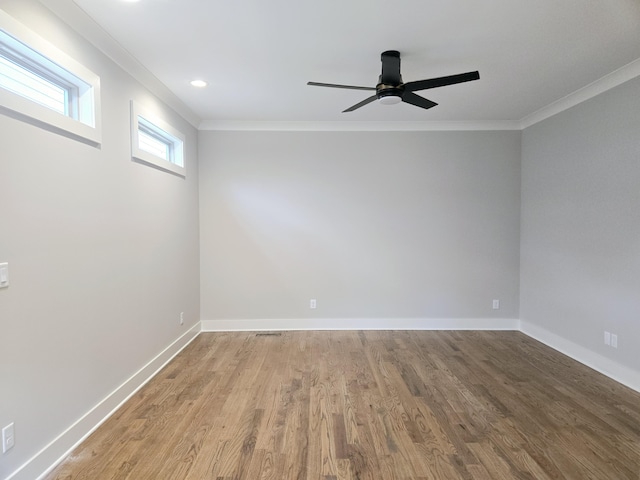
[380,50,402,85]
[343,95,378,113]
[404,71,480,92]
[307,81,375,91]
[401,92,438,110]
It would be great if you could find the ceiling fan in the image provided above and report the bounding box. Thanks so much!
[308,50,479,113]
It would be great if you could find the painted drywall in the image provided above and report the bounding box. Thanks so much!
[0,2,200,478]
[520,76,640,383]
[199,130,521,328]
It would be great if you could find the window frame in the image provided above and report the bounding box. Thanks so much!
[0,10,101,145]
[130,101,186,177]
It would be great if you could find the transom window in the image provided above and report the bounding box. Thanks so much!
[131,101,185,176]
[137,116,182,165]
[0,11,101,144]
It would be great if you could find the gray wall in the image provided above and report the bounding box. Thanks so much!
[0,2,200,478]
[199,130,521,325]
[4,0,638,476]
[521,77,640,375]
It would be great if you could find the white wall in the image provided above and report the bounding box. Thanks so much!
[520,77,640,388]
[0,2,200,479]
[199,130,522,329]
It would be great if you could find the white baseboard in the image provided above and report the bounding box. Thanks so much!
[6,323,201,480]
[201,317,520,332]
[520,320,640,394]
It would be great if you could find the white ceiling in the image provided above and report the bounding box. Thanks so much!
[48,0,640,126]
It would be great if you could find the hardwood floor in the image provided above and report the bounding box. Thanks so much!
[46,331,640,479]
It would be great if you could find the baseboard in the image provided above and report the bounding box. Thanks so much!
[520,320,640,394]
[6,323,201,480]
[201,317,519,332]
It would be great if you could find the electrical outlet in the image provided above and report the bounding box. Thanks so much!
[611,334,618,348]
[492,299,500,310]
[180,312,184,325]
[310,299,317,309]
[604,331,611,346]
[2,423,14,453]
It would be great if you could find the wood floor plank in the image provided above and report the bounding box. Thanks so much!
[46,331,640,480]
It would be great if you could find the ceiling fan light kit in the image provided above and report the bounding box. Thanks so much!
[378,94,402,105]
[308,50,479,113]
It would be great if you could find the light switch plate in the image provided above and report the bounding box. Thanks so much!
[0,263,8,288]
[2,423,14,453]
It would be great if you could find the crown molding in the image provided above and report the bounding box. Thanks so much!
[520,57,640,129]
[198,120,522,132]
[38,0,201,129]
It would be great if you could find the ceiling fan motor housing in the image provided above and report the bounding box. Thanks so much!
[376,84,404,103]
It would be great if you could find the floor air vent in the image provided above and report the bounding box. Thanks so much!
[255,332,282,337]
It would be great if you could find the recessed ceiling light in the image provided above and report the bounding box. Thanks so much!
[190,80,207,88]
